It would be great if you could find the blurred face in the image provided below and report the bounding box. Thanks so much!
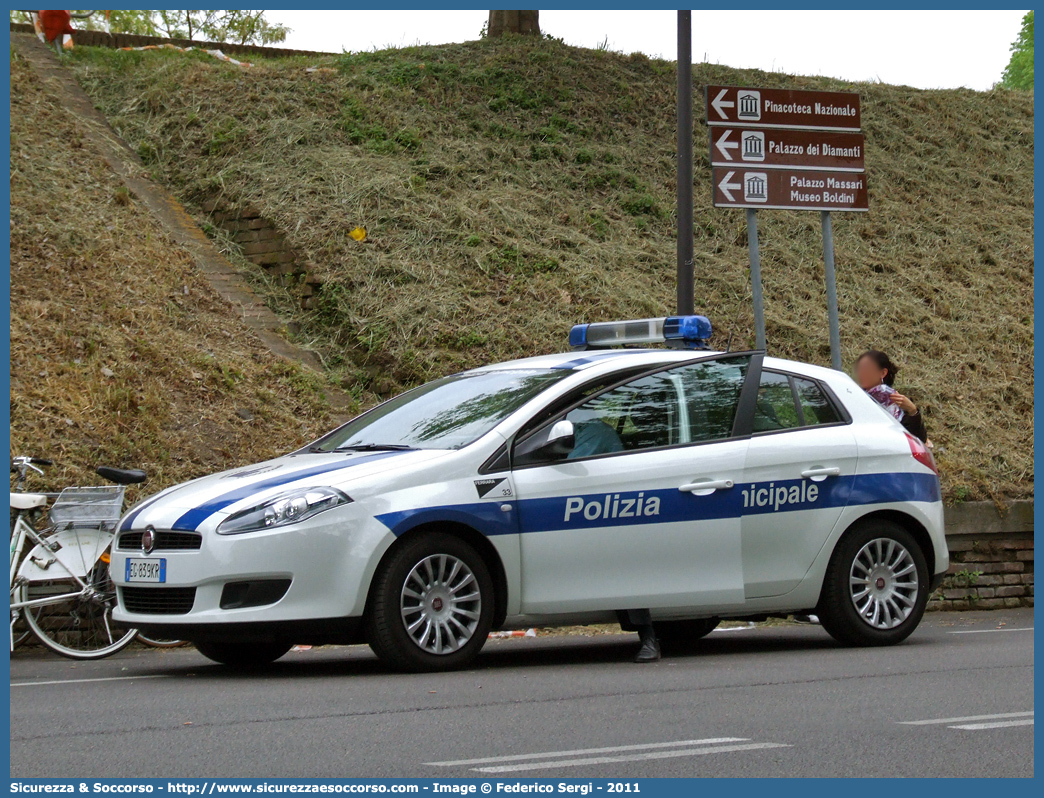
[854,356,888,390]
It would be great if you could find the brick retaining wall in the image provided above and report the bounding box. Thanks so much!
[929,500,1034,611]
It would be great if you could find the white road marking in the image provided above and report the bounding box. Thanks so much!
[10,674,169,688]
[899,711,1033,726]
[472,742,791,773]
[949,627,1033,634]
[948,719,1035,731]
[426,737,747,767]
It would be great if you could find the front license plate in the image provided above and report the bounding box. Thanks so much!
[125,558,166,583]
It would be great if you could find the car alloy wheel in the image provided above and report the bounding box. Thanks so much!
[848,537,919,630]
[400,553,482,655]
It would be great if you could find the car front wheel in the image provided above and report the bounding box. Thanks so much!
[817,519,929,647]
[366,532,494,672]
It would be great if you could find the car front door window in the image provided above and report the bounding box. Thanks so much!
[564,372,681,458]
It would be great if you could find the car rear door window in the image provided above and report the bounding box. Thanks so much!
[752,370,842,432]
[753,371,802,432]
[794,377,842,425]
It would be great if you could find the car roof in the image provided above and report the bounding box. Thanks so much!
[470,349,721,373]
[469,348,840,383]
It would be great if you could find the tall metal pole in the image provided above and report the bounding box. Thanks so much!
[676,10,694,316]
[821,210,842,370]
[746,208,766,351]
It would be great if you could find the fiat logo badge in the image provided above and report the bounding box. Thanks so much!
[141,527,156,555]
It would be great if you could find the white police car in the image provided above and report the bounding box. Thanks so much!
[111,316,947,671]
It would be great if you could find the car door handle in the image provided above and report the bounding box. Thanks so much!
[679,479,734,493]
[801,467,841,479]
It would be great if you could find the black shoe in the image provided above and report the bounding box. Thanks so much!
[634,637,661,663]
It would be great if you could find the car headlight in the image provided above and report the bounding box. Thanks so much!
[217,487,352,535]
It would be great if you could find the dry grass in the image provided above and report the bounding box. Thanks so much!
[60,38,1034,501]
[9,51,335,500]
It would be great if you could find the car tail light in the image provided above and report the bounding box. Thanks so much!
[906,433,938,475]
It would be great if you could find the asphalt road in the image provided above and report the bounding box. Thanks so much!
[9,609,1033,779]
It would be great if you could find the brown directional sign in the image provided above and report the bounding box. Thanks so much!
[706,85,861,131]
[712,167,869,212]
[710,128,865,172]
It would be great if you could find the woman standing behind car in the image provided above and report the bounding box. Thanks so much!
[854,350,929,443]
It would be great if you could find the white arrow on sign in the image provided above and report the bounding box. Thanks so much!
[715,129,739,161]
[717,170,742,202]
[711,89,734,120]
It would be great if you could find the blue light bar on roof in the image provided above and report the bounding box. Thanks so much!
[663,314,713,345]
[569,315,712,350]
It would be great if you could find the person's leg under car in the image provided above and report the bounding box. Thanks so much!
[626,609,661,663]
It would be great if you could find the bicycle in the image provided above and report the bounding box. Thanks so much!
[10,456,147,659]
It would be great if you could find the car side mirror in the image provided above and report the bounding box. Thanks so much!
[545,420,575,455]
[513,419,575,465]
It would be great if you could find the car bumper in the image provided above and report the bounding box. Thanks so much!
[110,506,393,638]
[131,616,366,645]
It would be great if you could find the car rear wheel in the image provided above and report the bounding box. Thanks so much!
[817,519,929,647]
[366,532,494,672]
[653,617,719,654]
[193,640,292,668]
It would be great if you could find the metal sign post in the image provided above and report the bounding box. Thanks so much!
[821,211,842,371]
[746,208,766,351]
[676,11,694,316]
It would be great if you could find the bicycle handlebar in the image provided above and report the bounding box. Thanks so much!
[10,457,52,470]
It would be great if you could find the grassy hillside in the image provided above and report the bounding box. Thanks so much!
[9,50,336,498]
[54,37,1034,501]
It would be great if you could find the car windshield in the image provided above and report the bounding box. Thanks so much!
[312,369,572,452]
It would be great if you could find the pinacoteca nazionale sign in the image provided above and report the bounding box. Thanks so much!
[706,85,861,132]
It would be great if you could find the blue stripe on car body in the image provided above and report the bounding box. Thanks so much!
[374,472,939,537]
[166,451,406,531]
[551,349,660,370]
[119,489,175,532]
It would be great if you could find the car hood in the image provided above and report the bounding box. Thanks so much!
[119,449,450,533]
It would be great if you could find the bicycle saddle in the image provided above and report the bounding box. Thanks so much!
[9,493,48,510]
[96,466,147,485]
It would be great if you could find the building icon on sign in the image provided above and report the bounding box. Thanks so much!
[737,90,761,121]
[741,131,765,162]
[744,172,768,203]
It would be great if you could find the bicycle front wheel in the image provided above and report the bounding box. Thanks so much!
[10,616,34,650]
[18,559,138,660]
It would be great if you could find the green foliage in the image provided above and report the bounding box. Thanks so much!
[1000,11,1033,90]
[15,9,292,45]
[620,192,662,218]
[951,569,983,587]
[155,10,290,45]
[10,10,160,36]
